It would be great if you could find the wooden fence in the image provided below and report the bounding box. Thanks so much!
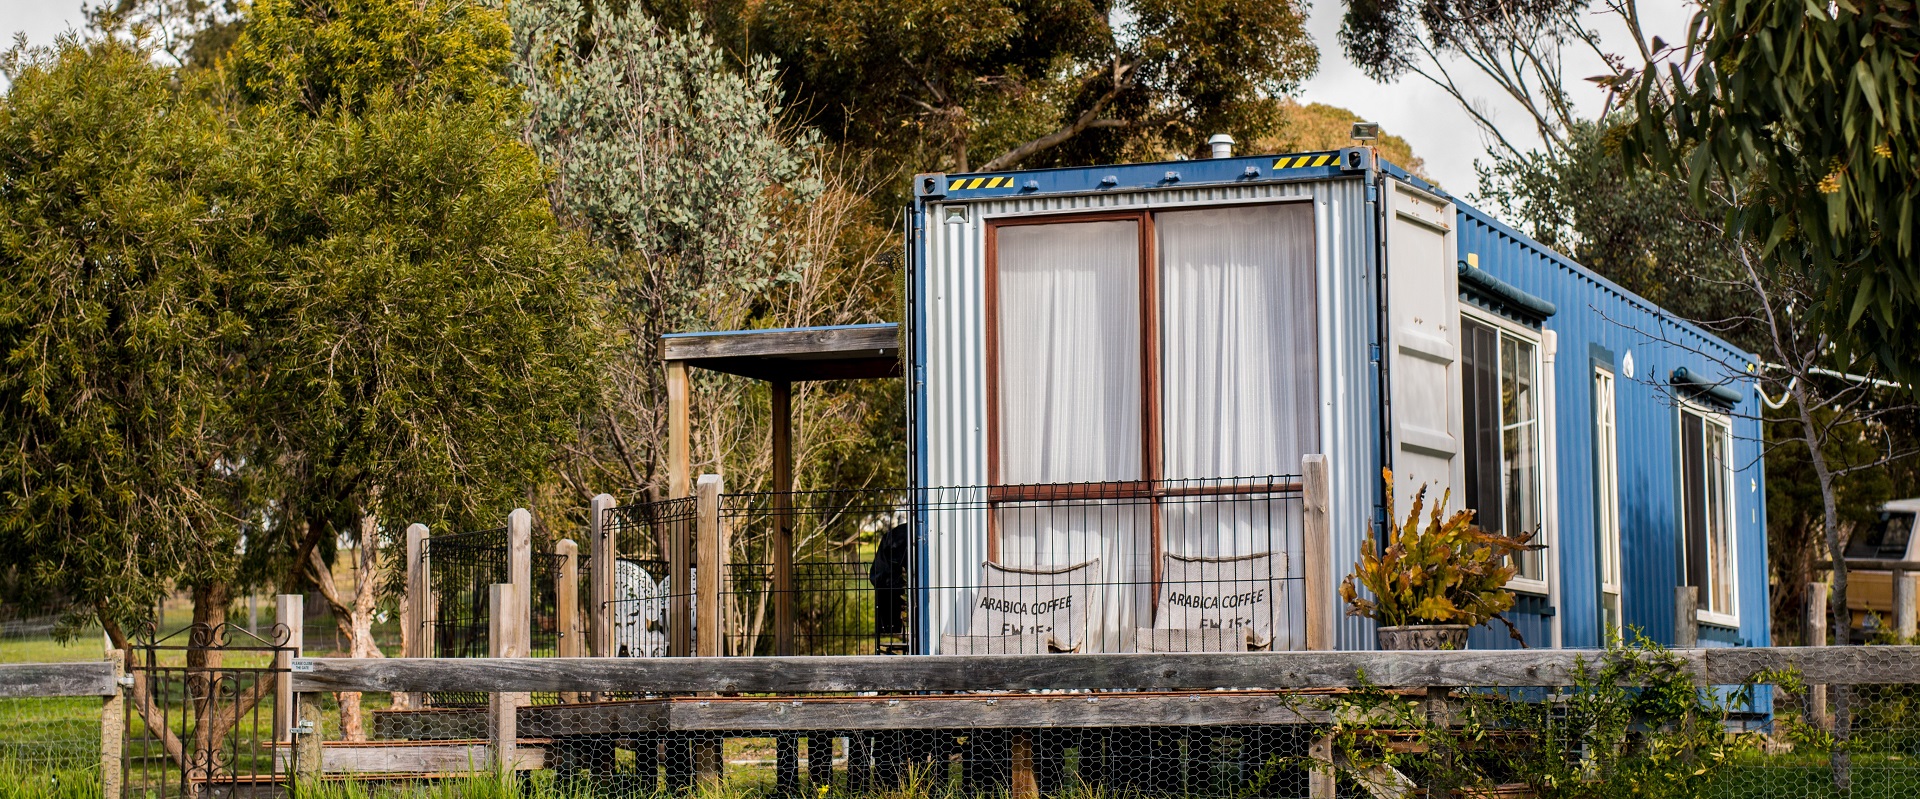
[6,644,1919,795]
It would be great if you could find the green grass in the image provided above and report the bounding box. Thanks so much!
[0,761,100,799]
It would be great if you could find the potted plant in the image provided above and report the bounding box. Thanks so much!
[1340,469,1534,650]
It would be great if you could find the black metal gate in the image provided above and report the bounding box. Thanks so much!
[126,623,292,798]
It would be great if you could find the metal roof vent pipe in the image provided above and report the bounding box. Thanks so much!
[1207,133,1234,159]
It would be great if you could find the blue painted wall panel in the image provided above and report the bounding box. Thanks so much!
[1455,204,1771,649]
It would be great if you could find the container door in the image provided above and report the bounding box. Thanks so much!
[1385,179,1464,506]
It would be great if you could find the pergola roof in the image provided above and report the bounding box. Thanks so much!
[658,323,901,382]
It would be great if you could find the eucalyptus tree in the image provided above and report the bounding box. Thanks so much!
[510,0,830,508]
[1622,0,1920,384]
[754,0,1319,175]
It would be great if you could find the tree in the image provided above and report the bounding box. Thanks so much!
[511,0,904,522]
[1337,0,1604,160]
[1254,99,1430,180]
[225,0,514,113]
[0,33,257,767]
[754,0,1318,175]
[219,0,604,737]
[1475,120,1754,344]
[1623,0,1920,384]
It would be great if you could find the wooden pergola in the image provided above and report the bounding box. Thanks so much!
[660,323,901,657]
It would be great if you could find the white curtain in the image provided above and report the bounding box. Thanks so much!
[1156,204,1316,648]
[1158,203,1319,484]
[994,219,1147,651]
[995,220,1142,484]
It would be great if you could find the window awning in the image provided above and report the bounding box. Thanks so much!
[1458,261,1556,325]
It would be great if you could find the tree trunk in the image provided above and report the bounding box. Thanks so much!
[338,502,384,741]
[188,581,231,764]
[1794,381,1851,792]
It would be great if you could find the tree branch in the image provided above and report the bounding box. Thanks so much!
[979,56,1144,172]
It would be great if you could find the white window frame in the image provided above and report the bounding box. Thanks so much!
[1462,308,1550,596]
[1678,399,1739,628]
[1593,366,1623,642]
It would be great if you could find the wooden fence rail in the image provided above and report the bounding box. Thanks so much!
[0,661,119,698]
[287,646,1920,695]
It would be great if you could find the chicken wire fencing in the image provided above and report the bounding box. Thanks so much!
[267,642,1920,799]
[9,644,1920,796]
[0,694,102,793]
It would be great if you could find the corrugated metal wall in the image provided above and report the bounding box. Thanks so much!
[909,176,1384,651]
[1456,204,1770,650]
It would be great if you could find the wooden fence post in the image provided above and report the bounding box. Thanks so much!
[696,474,727,658]
[1307,734,1337,799]
[667,360,691,499]
[694,473,726,788]
[509,508,533,657]
[294,693,323,784]
[275,595,303,743]
[489,583,523,774]
[557,539,581,703]
[1897,571,1916,642]
[101,650,123,799]
[1674,586,1699,648]
[402,523,431,710]
[588,493,616,659]
[1810,581,1831,729]
[1301,454,1333,652]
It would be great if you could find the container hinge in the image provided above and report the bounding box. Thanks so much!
[1369,344,1381,363]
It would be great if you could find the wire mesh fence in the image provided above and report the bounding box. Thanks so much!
[599,477,1306,661]
[11,643,1920,797]
[246,643,1920,799]
[424,526,591,706]
[0,695,101,796]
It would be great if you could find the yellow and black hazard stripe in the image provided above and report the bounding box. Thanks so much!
[947,175,1016,191]
[1272,153,1339,169]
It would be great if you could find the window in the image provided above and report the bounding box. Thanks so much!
[1593,367,1622,640]
[1679,405,1736,622]
[1461,315,1546,589]
[988,205,1320,492]
[986,205,1320,650]
[1844,510,1915,561]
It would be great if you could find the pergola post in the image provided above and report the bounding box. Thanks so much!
[668,360,691,499]
[667,359,694,658]
[772,379,795,657]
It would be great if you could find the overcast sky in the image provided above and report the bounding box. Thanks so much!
[1,0,1691,193]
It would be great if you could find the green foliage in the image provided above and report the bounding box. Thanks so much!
[511,0,911,509]
[224,94,603,544]
[1475,120,1757,349]
[1624,0,1920,383]
[1,5,603,631]
[753,0,1318,175]
[0,36,249,630]
[227,0,513,113]
[1340,469,1530,629]
[1316,636,1765,798]
[511,0,818,333]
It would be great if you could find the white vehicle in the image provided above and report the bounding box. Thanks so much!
[1841,498,1920,627]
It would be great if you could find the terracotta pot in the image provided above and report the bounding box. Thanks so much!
[1376,624,1471,651]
